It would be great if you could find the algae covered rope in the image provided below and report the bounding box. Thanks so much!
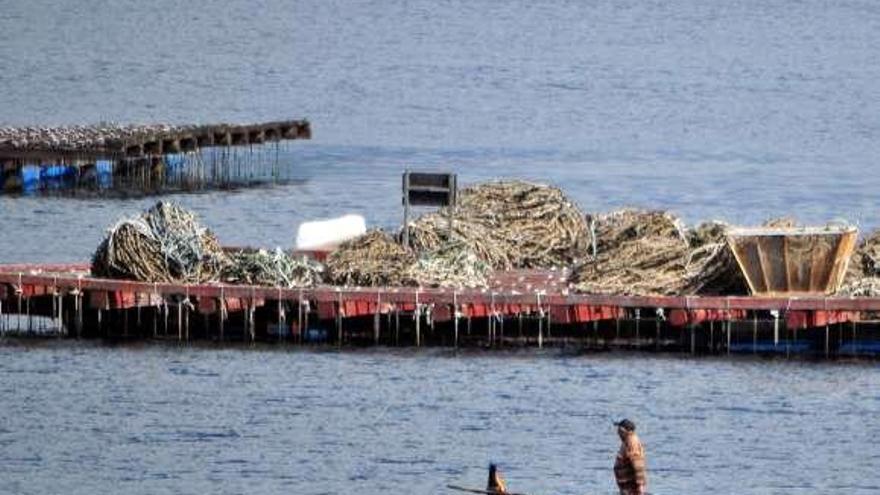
[406,241,491,289]
[571,209,690,295]
[571,210,746,296]
[325,230,417,286]
[407,180,591,269]
[223,248,323,288]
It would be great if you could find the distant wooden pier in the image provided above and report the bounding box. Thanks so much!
[0,120,311,194]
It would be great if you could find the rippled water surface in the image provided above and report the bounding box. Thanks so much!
[1,343,879,495]
[2,0,880,493]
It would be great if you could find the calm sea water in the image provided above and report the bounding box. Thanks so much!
[1,0,880,493]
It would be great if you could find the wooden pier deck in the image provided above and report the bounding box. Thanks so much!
[1,262,878,357]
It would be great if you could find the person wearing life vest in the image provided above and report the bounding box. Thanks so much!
[486,463,508,494]
[613,419,648,495]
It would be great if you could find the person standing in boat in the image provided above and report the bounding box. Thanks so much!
[613,419,648,495]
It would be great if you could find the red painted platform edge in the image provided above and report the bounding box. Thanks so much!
[2,263,880,311]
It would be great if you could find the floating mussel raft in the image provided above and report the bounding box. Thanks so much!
[2,181,880,357]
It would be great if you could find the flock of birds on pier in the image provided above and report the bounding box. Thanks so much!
[0,124,189,152]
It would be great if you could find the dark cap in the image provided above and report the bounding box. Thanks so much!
[614,419,636,431]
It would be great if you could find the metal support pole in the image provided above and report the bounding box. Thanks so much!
[297,291,304,345]
[414,291,421,347]
[851,320,857,356]
[726,320,731,356]
[453,292,459,349]
[688,324,695,355]
[772,310,779,346]
[537,293,543,349]
[218,298,225,342]
[825,324,830,358]
[336,292,343,347]
[394,308,400,346]
[489,293,495,347]
[752,313,758,354]
[709,320,715,353]
[373,293,381,346]
[634,308,641,348]
[76,293,83,339]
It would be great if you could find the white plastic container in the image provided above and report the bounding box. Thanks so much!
[295,214,367,251]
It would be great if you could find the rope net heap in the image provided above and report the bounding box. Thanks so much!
[407,180,591,270]
[0,123,190,152]
[223,248,323,288]
[570,210,747,296]
[839,229,880,296]
[91,201,228,283]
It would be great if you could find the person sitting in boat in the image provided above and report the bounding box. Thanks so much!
[486,463,508,494]
[613,419,648,495]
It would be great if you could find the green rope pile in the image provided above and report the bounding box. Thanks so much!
[91,201,228,283]
[223,248,323,288]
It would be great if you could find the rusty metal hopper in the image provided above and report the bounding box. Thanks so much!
[726,226,858,296]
